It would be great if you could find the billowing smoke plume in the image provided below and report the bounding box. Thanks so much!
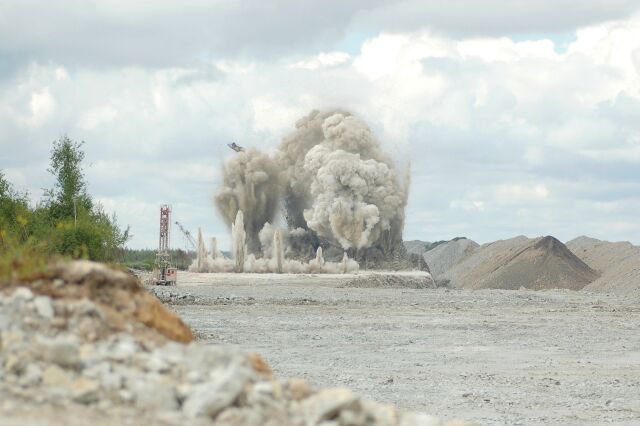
[212,110,415,270]
[214,148,281,253]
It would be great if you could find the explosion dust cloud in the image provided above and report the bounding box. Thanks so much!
[192,110,417,273]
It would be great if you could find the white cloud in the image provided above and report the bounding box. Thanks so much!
[458,38,558,62]
[22,88,55,127]
[54,67,69,81]
[215,60,256,75]
[78,105,118,130]
[450,199,486,212]
[290,51,351,70]
[3,9,640,247]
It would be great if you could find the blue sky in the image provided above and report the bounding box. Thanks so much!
[1,1,640,250]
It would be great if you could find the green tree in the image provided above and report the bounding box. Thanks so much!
[45,136,92,222]
[43,136,130,261]
[1,138,132,280]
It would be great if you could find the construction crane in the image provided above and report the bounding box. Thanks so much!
[175,221,197,251]
[153,204,177,285]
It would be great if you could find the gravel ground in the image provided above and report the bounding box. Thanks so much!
[167,272,640,426]
[2,263,453,426]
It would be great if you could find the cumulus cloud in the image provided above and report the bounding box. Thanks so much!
[2,1,638,70]
[290,52,351,70]
[2,5,640,249]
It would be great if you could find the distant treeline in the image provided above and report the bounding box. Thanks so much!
[121,248,194,271]
[423,237,467,252]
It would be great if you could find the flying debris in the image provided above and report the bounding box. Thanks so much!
[227,142,245,152]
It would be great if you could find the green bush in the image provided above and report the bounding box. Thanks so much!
[0,136,130,278]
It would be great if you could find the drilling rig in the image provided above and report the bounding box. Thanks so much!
[153,204,177,285]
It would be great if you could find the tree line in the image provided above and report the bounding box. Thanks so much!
[1,136,130,277]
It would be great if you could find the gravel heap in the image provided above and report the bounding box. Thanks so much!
[441,236,599,290]
[422,238,478,279]
[152,288,200,304]
[403,240,431,256]
[567,236,640,296]
[0,261,467,426]
[341,273,435,289]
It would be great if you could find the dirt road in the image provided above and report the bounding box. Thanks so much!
[167,272,640,425]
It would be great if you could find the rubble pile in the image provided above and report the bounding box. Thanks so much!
[342,273,435,289]
[0,261,468,425]
[152,288,199,304]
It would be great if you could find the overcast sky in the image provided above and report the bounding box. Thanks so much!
[2,0,640,250]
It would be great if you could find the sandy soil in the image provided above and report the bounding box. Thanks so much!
[165,272,640,425]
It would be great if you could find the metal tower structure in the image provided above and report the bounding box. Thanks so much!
[154,204,177,285]
[158,204,171,253]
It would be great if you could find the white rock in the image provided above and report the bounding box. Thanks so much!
[109,336,138,362]
[176,383,192,401]
[4,353,26,374]
[79,343,100,364]
[85,362,122,391]
[161,342,186,365]
[97,399,113,411]
[399,413,442,426]
[83,361,110,379]
[246,381,285,412]
[119,389,135,403]
[34,296,55,319]
[360,401,398,426]
[186,370,202,383]
[10,287,34,302]
[71,378,100,404]
[37,336,80,368]
[2,400,16,413]
[102,371,123,391]
[148,350,170,373]
[129,375,178,411]
[20,363,42,387]
[302,388,360,425]
[42,364,72,387]
[182,364,250,418]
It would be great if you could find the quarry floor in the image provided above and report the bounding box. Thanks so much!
[169,272,640,426]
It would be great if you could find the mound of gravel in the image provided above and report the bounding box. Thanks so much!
[567,236,640,296]
[404,240,431,256]
[341,273,435,289]
[441,236,599,290]
[0,261,466,426]
[2,260,193,343]
[422,238,479,278]
[152,288,200,304]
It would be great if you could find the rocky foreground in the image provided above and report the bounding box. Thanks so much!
[0,261,469,425]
